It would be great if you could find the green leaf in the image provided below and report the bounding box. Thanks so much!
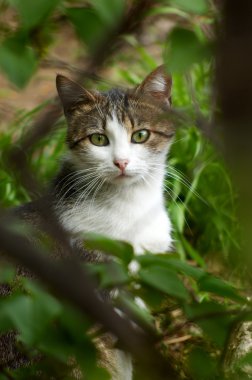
[0,264,16,283]
[169,202,185,233]
[38,327,79,361]
[66,7,105,51]
[188,347,217,380]
[169,0,208,14]
[136,254,205,280]
[139,265,189,300]
[148,6,189,18]
[184,301,235,347]
[165,28,211,73]
[198,275,245,303]
[87,261,129,288]
[0,302,14,333]
[24,280,62,321]
[2,282,62,345]
[118,294,154,326]
[9,0,61,30]
[60,307,91,343]
[84,233,134,264]
[0,35,37,88]
[2,295,34,344]
[181,235,206,267]
[91,0,125,25]
[134,285,165,311]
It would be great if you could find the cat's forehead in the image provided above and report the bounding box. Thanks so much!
[100,88,164,123]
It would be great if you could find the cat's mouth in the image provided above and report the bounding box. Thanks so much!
[112,171,137,182]
[115,173,131,179]
[108,170,140,184]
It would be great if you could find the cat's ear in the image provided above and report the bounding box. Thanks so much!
[135,65,172,107]
[56,75,97,114]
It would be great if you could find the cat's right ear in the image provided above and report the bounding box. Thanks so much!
[134,65,172,107]
[56,75,96,114]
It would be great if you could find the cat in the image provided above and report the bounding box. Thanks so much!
[0,66,174,380]
[52,65,174,380]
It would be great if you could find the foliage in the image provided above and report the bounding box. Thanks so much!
[0,0,247,379]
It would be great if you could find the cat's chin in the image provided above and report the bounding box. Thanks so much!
[109,173,140,186]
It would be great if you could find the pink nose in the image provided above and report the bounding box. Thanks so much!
[113,159,129,171]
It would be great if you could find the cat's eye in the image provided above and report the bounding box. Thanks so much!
[131,129,150,144]
[89,134,109,146]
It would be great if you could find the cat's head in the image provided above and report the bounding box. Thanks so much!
[56,66,173,186]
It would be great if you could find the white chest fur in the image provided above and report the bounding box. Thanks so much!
[60,176,171,254]
[59,178,172,255]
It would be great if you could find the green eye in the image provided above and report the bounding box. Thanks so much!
[89,134,109,146]
[131,129,150,144]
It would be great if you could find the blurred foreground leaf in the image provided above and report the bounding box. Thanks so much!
[0,35,37,88]
[184,301,235,347]
[169,0,208,14]
[91,0,125,25]
[188,347,217,380]
[67,7,105,51]
[165,28,211,73]
[139,265,189,300]
[84,233,134,264]
[198,275,245,303]
[9,0,61,30]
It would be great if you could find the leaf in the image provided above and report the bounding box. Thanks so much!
[9,0,61,30]
[2,295,35,344]
[87,261,129,288]
[148,6,189,19]
[84,233,134,264]
[188,347,217,380]
[169,202,185,233]
[139,265,189,300]
[91,0,125,25]
[169,0,208,15]
[184,301,235,347]
[198,275,245,303]
[38,327,79,361]
[2,282,62,345]
[0,264,16,283]
[0,35,37,88]
[0,302,15,333]
[24,280,62,321]
[136,254,205,280]
[165,28,211,73]
[61,306,91,337]
[118,294,154,326]
[66,7,105,51]
[134,285,165,311]
[84,366,110,380]
[181,235,206,267]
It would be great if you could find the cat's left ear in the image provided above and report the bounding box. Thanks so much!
[135,65,172,107]
[56,74,98,114]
